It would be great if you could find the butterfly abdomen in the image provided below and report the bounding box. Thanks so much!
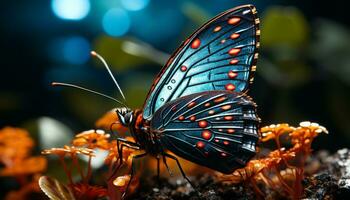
[130,110,165,155]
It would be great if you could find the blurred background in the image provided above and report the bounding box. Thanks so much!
[1,0,349,153]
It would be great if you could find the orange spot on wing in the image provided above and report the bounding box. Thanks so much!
[228,48,241,56]
[229,59,239,65]
[224,116,234,120]
[214,96,226,103]
[196,141,205,149]
[228,17,240,25]
[201,130,212,140]
[213,26,222,32]
[191,38,201,49]
[190,116,196,121]
[198,120,208,128]
[188,102,196,108]
[227,129,235,134]
[225,83,236,91]
[228,71,238,79]
[230,33,240,39]
[221,105,231,110]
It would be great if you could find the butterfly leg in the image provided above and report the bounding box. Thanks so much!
[163,153,198,193]
[156,155,160,181]
[116,138,140,164]
[108,138,140,181]
[109,122,141,156]
[109,122,132,167]
[162,155,173,176]
[122,152,147,199]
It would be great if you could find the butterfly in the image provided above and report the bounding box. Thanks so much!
[53,4,260,196]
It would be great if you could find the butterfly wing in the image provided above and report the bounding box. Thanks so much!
[150,91,260,173]
[143,4,260,120]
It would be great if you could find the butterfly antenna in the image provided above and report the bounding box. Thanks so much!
[52,82,128,107]
[91,51,126,102]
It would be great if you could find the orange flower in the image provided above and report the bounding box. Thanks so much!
[5,174,42,200]
[42,145,96,185]
[0,156,47,176]
[288,121,328,154]
[42,145,95,157]
[113,174,139,195]
[105,137,138,165]
[216,158,267,184]
[260,123,295,142]
[290,121,328,141]
[0,127,47,199]
[0,127,34,166]
[113,175,130,187]
[104,140,119,165]
[72,129,110,150]
[217,121,328,199]
[217,149,294,184]
[95,109,129,134]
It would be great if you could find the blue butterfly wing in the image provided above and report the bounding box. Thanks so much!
[143,5,260,120]
[150,91,260,173]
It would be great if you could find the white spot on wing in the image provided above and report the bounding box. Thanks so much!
[243,10,251,15]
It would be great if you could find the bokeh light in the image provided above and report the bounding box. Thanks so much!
[51,0,90,20]
[121,0,150,11]
[102,8,130,37]
[131,8,183,45]
[62,36,91,65]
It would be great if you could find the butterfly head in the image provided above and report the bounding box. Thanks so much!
[116,107,134,126]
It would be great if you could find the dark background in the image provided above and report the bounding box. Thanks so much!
[1,0,349,153]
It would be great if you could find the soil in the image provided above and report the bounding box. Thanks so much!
[132,149,350,200]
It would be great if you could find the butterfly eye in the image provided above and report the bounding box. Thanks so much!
[124,112,133,124]
[116,110,126,124]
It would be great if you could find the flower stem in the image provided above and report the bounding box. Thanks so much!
[71,153,85,182]
[86,155,92,183]
[59,156,73,185]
